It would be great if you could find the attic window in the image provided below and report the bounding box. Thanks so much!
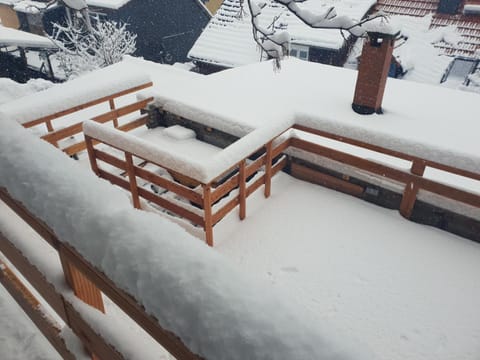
[442,58,479,84]
[290,44,309,61]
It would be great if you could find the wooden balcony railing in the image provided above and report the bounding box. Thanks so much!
[0,187,202,360]
[84,120,479,246]
[22,82,153,156]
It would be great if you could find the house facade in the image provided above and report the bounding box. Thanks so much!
[188,0,376,74]
[0,0,211,64]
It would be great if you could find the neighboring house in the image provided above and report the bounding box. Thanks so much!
[0,24,56,81]
[0,0,212,64]
[374,0,480,87]
[188,0,376,74]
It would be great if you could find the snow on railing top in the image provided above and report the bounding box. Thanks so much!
[83,117,293,183]
[147,58,480,176]
[0,113,368,360]
[0,62,151,125]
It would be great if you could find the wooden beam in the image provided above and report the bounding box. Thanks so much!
[92,98,153,123]
[109,99,118,128]
[264,141,273,198]
[203,185,214,247]
[239,160,246,220]
[290,162,364,197]
[85,136,100,176]
[0,261,78,360]
[125,152,141,209]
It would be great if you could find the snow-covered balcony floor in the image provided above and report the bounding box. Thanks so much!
[208,172,480,360]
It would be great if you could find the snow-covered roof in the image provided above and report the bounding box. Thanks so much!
[376,0,480,58]
[188,0,376,68]
[0,24,56,48]
[85,0,132,10]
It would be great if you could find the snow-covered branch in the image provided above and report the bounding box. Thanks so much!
[49,17,136,78]
[243,0,390,67]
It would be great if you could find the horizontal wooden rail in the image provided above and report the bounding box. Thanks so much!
[0,187,202,360]
[0,259,78,360]
[293,124,480,182]
[23,82,153,129]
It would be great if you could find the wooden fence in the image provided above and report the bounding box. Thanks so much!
[84,134,290,246]
[0,187,202,360]
[291,124,480,220]
[22,82,153,156]
[85,121,479,247]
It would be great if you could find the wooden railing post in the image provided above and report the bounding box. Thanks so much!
[109,98,119,128]
[400,160,426,219]
[59,248,105,313]
[85,136,100,176]
[203,184,214,246]
[264,141,273,198]
[239,160,246,220]
[125,152,141,209]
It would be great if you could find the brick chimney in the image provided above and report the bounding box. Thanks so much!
[352,32,397,115]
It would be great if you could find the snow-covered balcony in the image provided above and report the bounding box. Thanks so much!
[1,56,480,360]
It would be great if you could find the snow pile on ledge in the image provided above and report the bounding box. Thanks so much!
[0,24,56,48]
[148,58,480,176]
[0,61,150,125]
[0,118,370,359]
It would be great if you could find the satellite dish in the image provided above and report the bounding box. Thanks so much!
[63,0,88,11]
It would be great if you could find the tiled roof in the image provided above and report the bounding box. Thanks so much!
[376,0,439,17]
[431,15,480,56]
[189,0,376,68]
[376,0,480,57]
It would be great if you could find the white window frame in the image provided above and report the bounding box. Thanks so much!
[289,44,309,61]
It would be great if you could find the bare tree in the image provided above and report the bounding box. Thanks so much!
[241,0,389,67]
[50,17,136,78]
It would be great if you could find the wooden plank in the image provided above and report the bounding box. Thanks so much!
[411,160,426,176]
[239,160,246,220]
[85,136,100,176]
[272,138,291,158]
[125,152,141,209]
[97,169,131,192]
[116,115,149,133]
[246,155,265,178]
[399,181,419,219]
[264,141,273,198]
[136,187,204,226]
[0,261,78,360]
[23,82,153,128]
[59,248,105,313]
[41,121,84,144]
[92,98,153,123]
[109,99,118,128]
[64,141,88,157]
[212,197,239,226]
[94,149,126,171]
[135,166,203,205]
[290,162,364,197]
[62,301,124,360]
[0,231,68,322]
[0,188,60,250]
[211,173,240,203]
[203,185,214,247]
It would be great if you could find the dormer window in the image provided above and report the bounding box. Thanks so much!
[290,44,309,61]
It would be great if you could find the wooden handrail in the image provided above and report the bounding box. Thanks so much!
[0,187,203,360]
